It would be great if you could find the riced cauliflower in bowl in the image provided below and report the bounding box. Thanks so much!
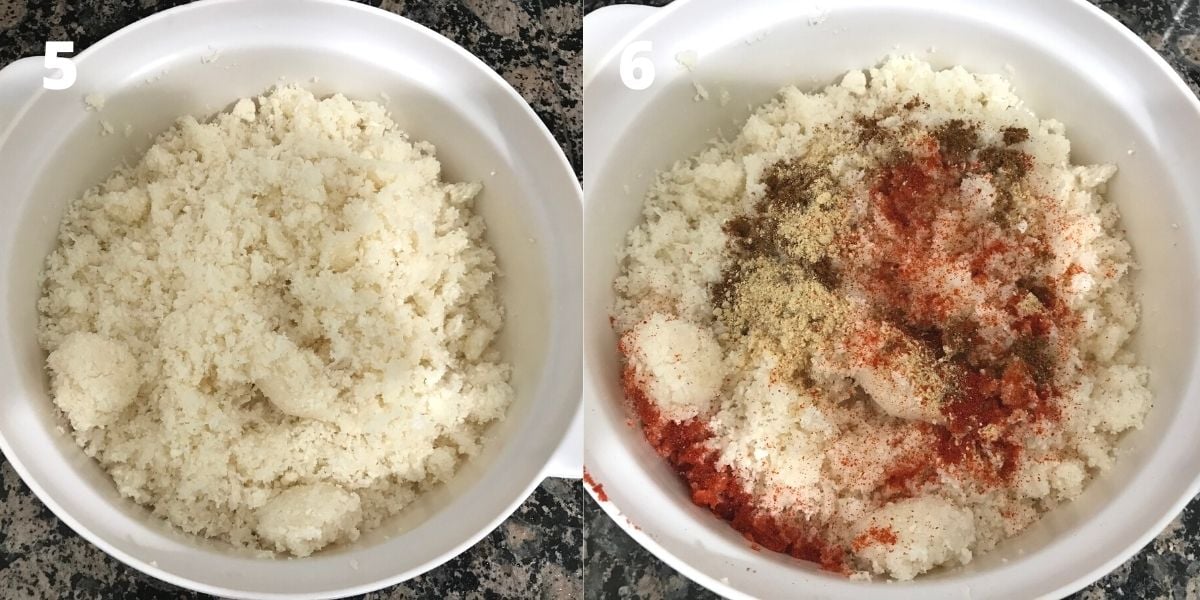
[39,87,513,558]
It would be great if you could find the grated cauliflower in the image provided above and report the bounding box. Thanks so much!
[38,87,512,557]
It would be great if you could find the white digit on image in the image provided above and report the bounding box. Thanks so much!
[619,40,655,91]
[43,41,76,90]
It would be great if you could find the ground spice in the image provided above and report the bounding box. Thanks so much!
[628,105,1079,576]
[811,256,841,290]
[582,469,608,502]
[620,361,848,574]
[723,214,778,258]
[762,159,824,210]
[714,155,853,372]
[1010,335,1054,384]
[714,259,849,378]
[852,526,899,552]
[1002,127,1030,145]
[710,265,741,312]
[881,452,938,499]
[978,146,1032,179]
[870,150,951,231]
[933,119,978,164]
[832,118,1067,490]
[856,116,885,145]
[903,96,927,110]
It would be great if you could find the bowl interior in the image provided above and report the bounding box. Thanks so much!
[0,0,580,597]
[583,0,1200,598]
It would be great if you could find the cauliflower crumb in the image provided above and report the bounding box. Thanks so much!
[231,98,256,121]
[853,496,976,580]
[46,332,140,431]
[255,483,362,557]
[625,314,724,421]
[201,47,221,64]
[676,49,698,71]
[84,93,106,111]
[251,334,339,421]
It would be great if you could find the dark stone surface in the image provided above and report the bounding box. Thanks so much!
[0,1,582,599]
[582,1,1200,599]
[0,462,583,599]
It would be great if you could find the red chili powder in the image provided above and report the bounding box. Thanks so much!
[851,526,899,552]
[880,451,938,500]
[872,156,948,231]
[583,468,608,502]
[860,135,1071,492]
[621,362,848,574]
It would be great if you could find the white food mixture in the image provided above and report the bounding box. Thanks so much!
[39,87,512,557]
[614,56,1151,580]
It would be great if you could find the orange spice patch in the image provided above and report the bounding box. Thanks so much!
[583,468,608,502]
[851,526,899,552]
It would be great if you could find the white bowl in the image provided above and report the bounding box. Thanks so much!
[583,0,1200,598]
[0,0,582,598]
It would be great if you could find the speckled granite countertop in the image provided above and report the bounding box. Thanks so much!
[582,1,1200,599]
[0,1,582,599]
